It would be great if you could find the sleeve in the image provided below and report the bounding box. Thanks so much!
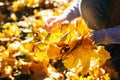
[60,0,81,22]
[92,26,120,45]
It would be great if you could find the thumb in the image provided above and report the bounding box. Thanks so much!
[48,18,58,26]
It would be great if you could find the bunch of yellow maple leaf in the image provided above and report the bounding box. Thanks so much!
[46,18,112,79]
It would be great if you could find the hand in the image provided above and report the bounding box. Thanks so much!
[44,16,65,32]
[88,32,95,44]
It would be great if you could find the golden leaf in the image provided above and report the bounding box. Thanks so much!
[62,37,94,75]
[34,42,47,51]
[47,43,61,59]
[76,18,91,35]
[20,42,34,53]
[93,46,111,66]
[45,33,63,44]
[34,51,49,62]
[62,50,80,70]
[62,36,110,75]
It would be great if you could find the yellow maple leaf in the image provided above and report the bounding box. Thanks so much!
[76,18,91,35]
[62,38,111,75]
[47,43,61,59]
[46,18,111,76]
[93,46,111,66]
[62,37,95,75]
[34,51,49,62]
[45,32,63,44]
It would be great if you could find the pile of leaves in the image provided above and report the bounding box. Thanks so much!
[0,0,119,80]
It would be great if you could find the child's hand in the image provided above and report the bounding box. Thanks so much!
[44,16,65,32]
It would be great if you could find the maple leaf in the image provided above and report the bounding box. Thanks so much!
[76,18,91,35]
[45,32,63,44]
[34,51,49,62]
[47,43,61,59]
[62,37,96,75]
[92,46,111,66]
[62,37,111,75]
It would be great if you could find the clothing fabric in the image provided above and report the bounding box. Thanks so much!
[61,0,81,21]
[93,26,120,45]
[81,0,112,30]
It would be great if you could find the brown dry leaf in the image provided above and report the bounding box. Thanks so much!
[29,61,48,80]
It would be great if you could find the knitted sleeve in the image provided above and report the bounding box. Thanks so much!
[60,0,81,22]
[93,25,120,45]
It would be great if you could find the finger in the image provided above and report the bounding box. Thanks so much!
[44,23,55,32]
[47,17,56,24]
[49,19,58,26]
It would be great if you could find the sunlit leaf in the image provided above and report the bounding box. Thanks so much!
[60,32,70,42]
[45,32,63,44]
[47,43,61,59]
[93,46,111,66]
[62,37,94,75]
[34,51,49,62]
[76,18,91,35]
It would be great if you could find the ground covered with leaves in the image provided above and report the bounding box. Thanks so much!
[0,0,119,80]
